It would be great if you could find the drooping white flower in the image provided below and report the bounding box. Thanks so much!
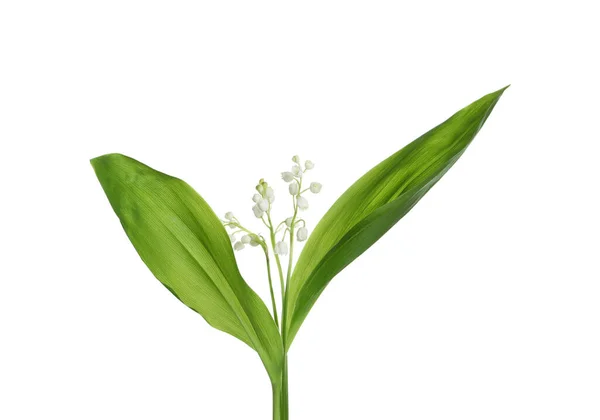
[257,198,269,212]
[281,172,295,182]
[266,187,275,203]
[292,155,300,164]
[305,160,314,170]
[250,236,261,247]
[285,217,293,227]
[229,233,236,243]
[252,204,264,218]
[297,195,309,210]
[289,182,299,195]
[291,165,303,178]
[234,241,245,251]
[225,212,235,221]
[310,182,322,194]
[275,241,289,256]
[241,234,252,244]
[297,226,308,242]
[252,193,262,203]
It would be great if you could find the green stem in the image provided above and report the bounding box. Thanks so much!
[271,178,303,420]
[285,208,298,287]
[274,181,301,420]
[283,180,301,333]
[263,248,279,328]
[272,356,289,420]
[272,383,282,420]
[267,212,286,305]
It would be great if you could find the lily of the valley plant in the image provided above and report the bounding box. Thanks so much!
[91,87,506,419]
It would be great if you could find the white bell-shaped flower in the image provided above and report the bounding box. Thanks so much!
[252,194,262,203]
[229,233,236,243]
[234,241,245,251]
[297,227,308,242]
[252,204,264,218]
[291,165,303,178]
[225,212,235,221]
[305,160,314,170]
[285,217,293,227]
[275,241,289,256]
[250,236,261,247]
[241,234,252,244]
[289,182,299,195]
[266,187,275,203]
[292,155,300,164]
[257,198,269,212]
[281,172,295,182]
[310,182,322,193]
[297,195,309,210]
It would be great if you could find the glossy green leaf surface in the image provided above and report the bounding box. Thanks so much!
[285,87,507,349]
[91,154,283,383]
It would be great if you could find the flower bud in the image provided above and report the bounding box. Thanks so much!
[289,182,299,195]
[310,182,322,194]
[241,234,252,244]
[266,187,275,203]
[233,241,245,251]
[297,227,308,242]
[257,198,269,212]
[225,212,235,221]
[252,204,264,218]
[292,155,300,164]
[275,241,289,256]
[285,217,293,227]
[304,160,314,170]
[229,233,236,243]
[250,236,261,247]
[297,196,309,210]
[252,194,262,203]
[256,178,267,195]
[281,172,295,182]
[291,165,303,178]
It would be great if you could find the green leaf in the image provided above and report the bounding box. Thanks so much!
[284,87,508,349]
[91,154,283,384]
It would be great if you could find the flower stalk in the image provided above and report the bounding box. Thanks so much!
[262,245,279,328]
[221,156,321,420]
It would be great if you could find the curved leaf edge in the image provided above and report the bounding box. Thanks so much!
[284,86,508,348]
[90,153,284,384]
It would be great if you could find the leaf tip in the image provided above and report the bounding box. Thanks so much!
[474,85,509,126]
[487,85,510,104]
[497,84,511,96]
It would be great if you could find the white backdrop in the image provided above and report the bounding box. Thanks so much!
[1,1,599,419]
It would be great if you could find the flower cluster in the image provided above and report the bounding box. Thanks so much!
[221,155,322,328]
[251,179,275,219]
[223,211,263,251]
[275,155,321,253]
[221,155,322,256]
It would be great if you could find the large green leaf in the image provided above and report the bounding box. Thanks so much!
[285,87,507,349]
[91,154,283,384]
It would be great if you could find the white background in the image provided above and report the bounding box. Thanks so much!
[1,1,599,419]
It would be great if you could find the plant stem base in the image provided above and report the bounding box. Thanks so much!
[273,355,289,420]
